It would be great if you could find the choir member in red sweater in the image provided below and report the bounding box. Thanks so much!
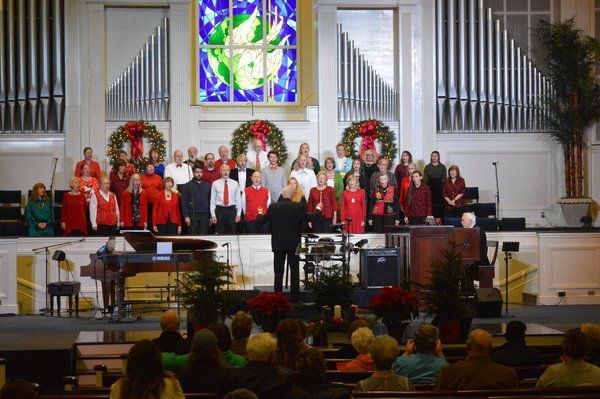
[202,152,222,185]
[398,163,417,215]
[214,145,236,170]
[78,163,99,203]
[393,150,413,187]
[368,174,399,233]
[443,165,466,218]
[109,161,130,202]
[120,174,148,230]
[61,177,88,236]
[152,177,182,235]
[74,147,102,180]
[141,163,163,225]
[404,170,433,225]
[90,177,120,236]
[340,175,366,233]
[117,150,136,176]
[243,171,271,234]
[307,171,337,233]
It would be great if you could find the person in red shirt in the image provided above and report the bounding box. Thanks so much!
[243,171,271,234]
[443,165,466,219]
[120,173,148,230]
[340,175,366,234]
[78,163,99,203]
[74,147,103,180]
[61,177,88,236]
[394,150,413,187]
[398,163,417,216]
[141,163,163,225]
[153,177,182,235]
[109,161,130,202]
[404,170,433,225]
[307,171,337,233]
[369,174,399,233]
[202,152,222,185]
[117,150,137,176]
[90,177,120,236]
[214,146,236,170]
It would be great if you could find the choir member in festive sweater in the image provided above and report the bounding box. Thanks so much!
[394,150,413,187]
[61,177,88,236]
[141,163,163,225]
[109,160,130,202]
[368,174,399,233]
[307,171,337,233]
[443,165,466,218]
[90,177,120,236]
[153,177,182,235]
[74,147,102,180]
[398,163,417,216]
[404,171,433,225]
[78,163,99,203]
[340,175,367,233]
[243,171,271,234]
[120,173,148,230]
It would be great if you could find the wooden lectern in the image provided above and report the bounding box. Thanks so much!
[385,226,490,289]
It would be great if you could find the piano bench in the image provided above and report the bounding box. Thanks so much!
[47,281,81,316]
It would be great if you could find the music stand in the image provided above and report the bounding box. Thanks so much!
[501,241,519,316]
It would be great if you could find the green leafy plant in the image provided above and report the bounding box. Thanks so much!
[535,19,600,198]
[178,252,242,323]
[304,264,354,310]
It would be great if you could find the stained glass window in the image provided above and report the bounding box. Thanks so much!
[198,0,297,103]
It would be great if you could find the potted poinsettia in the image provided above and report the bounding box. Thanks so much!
[246,292,294,333]
[368,286,419,343]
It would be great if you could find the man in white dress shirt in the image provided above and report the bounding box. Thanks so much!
[210,164,242,234]
[246,139,269,171]
[289,155,317,201]
[164,150,193,188]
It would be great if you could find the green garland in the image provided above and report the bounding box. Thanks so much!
[231,120,288,166]
[107,121,167,173]
[341,120,398,163]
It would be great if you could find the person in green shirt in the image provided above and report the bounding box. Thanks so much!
[26,183,54,237]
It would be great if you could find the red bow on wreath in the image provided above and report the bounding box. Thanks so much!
[358,120,379,159]
[249,120,271,151]
[124,121,145,161]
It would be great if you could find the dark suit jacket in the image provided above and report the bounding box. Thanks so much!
[436,355,518,390]
[492,341,542,367]
[220,361,293,399]
[258,198,307,252]
[230,168,255,189]
[474,225,489,265]
[151,331,188,354]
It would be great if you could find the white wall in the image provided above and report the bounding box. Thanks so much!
[105,7,169,85]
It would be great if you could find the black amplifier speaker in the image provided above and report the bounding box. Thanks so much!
[475,287,503,317]
[359,248,402,289]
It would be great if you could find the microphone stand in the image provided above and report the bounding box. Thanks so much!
[493,162,500,220]
[186,162,195,235]
[32,238,85,315]
[49,158,58,204]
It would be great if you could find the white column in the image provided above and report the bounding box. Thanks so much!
[168,1,191,158]
[316,4,338,161]
[420,0,437,158]
[0,239,18,314]
[87,3,107,171]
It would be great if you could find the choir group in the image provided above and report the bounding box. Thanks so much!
[25,141,467,237]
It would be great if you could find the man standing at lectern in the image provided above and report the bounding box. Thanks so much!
[257,185,320,302]
[461,212,489,292]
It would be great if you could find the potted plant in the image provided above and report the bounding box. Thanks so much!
[246,291,294,333]
[419,245,473,343]
[178,252,242,334]
[367,286,419,343]
[304,263,354,311]
[535,19,600,225]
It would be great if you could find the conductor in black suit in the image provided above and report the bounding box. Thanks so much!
[230,154,254,190]
[257,185,320,302]
[461,211,489,293]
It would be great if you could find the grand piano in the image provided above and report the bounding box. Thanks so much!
[80,232,217,321]
[384,225,491,289]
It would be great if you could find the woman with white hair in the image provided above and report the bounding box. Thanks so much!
[120,173,148,230]
[343,327,376,371]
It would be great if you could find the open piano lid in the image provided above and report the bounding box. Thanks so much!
[122,231,218,252]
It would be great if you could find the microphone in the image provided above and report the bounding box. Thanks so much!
[96,236,116,257]
[492,162,498,165]
[53,157,59,160]
[222,242,231,247]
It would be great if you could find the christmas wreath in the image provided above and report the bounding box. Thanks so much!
[107,121,167,172]
[231,120,288,166]
[341,120,398,163]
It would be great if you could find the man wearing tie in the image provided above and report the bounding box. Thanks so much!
[230,154,254,190]
[247,139,269,171]
[210,164,242,234]
[164,150,193,188]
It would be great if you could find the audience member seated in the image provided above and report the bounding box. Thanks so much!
[290,347,351,399]
[152,310,187,354]
[26,183,54,237]
[0,379,38,399]
[231,311,253,357]
[220,333,293,399]
[207,322,248,368]
[582,323,600,367]
[177,329,226,393]
[110,340,184,399]
[354,335,414,392]
[75,146,102,180]
[224,389,258,399]
[435,329,517,390]
[492,320,541,367]
[274,319,309,370]
[335,319,370,359]
[392,324,448,384]
[61,177,88,236]
[535,328,600,388]
[343,327,376,371]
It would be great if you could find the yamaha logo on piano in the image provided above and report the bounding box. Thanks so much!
[152,255,173,262]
